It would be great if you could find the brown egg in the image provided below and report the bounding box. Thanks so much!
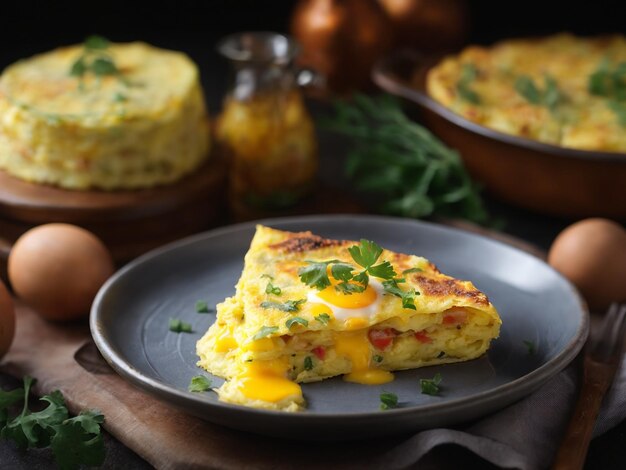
[0,280,16,358]
[8,224,115,321]
[548,218,626,311]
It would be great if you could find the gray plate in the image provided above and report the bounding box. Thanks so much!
[90,215,588,440]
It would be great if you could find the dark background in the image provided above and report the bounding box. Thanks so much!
[1,0,625,111]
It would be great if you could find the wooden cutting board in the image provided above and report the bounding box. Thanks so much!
[0,157,227,265]
[0,222,544,469]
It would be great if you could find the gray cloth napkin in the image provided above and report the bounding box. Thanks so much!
[380,353,626,470]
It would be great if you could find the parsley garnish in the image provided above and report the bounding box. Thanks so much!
[380,391,398,410]
[169,318,193,333]
[286,317,309,329]
[70,36,119,79]
[382,279,418,310]
[420,373,442,396]
[0,376,105,469]
[265,281,282,296]
[299,239,418,309]
[321,94,491,225]
[260,299,306,313]
[188,376,212,392]
[373,354,384,363]
[456,64,481,104]
[252,326,279,340]
[304,356,314,371]
[195,300,210,313]
[515,75,562,111]
[402,267,423,274]
[314,313,331,325]
[437,351,446,359]
[523,340,536,355]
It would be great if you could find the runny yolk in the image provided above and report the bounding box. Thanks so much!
[309,303,334,318]
[238,358,302,403]
[317,284,377,309]
[334,330,394,385]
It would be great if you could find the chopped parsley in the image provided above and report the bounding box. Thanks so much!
[314,313,331,325]
[402,267,423,274]
[304,356,314,371]
[260,299,306,313]
[456,63,481,104]
[169,318,193,333]
[515,75,562,111]
[382,279,418,310]
[373,354,384,363]
[252,326,279,340]
[437,351,446,359]
[70,35,120,81]
[195,300,210,313]
[523,340,537,355]
[286,317,309,329]
[265,281,282,296]
[420,373,442,396]
[188,376,212,392]
[380,391,398,410]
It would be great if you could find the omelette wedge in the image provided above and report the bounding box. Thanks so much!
[196,226,501,411]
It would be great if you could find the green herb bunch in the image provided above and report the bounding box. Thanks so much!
[321,94,490,225]
[0,376,105,470]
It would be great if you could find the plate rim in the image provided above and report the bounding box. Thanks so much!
[90,214,589,421]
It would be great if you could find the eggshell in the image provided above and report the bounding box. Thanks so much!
[548,218,626,311]
[0,280,15,358]
[8,224,115,321]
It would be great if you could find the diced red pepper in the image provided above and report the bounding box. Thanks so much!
[312,346,326,360]
[443,308,468,325]
[414,330,433,343]
[368,328,397,351]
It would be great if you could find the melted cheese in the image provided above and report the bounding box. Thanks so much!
[237,358,302,403]
[334,330,394,385]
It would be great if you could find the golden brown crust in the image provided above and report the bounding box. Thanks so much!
[269,232,345,253]
[412,274,490,305]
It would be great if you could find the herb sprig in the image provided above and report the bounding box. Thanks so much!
[70,36,120,81]
[298,239,420,309]
[0,376,105,469]
[321,94,490,225]
[589,59,626,126]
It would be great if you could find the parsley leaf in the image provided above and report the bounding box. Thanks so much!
[523,340,537,355]
[265,281,282,296]
[335,281,366,294]
[402,267,423,274]
[84,35,110,50]
[285,317,309,329]
[330,262,355,282]
[314,313,331,325]
[456,64,481,104]
[420,373,442,396]
[188,376,212,392]
[382,279,418,310]
[253,326,279,340]
[304,356,314,371]
[90,57,118,76]
[368,260,396,280]
[380,392,398,410]
[169,318,193,333]
[298,261,334,290]
[373,354,384,363]
[515,75,563,111]
[349,239,383,269]
[260,299,306,313]
[0,377,106,469]
[195,300,210,313]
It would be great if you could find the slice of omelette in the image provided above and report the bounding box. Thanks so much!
[196,226,501,411]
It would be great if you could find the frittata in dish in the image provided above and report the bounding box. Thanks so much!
[426,33,626,153]
[0,39,210,189]
[196,226,501,411]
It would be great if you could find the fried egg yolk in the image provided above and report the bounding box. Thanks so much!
[307,279,384,323]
